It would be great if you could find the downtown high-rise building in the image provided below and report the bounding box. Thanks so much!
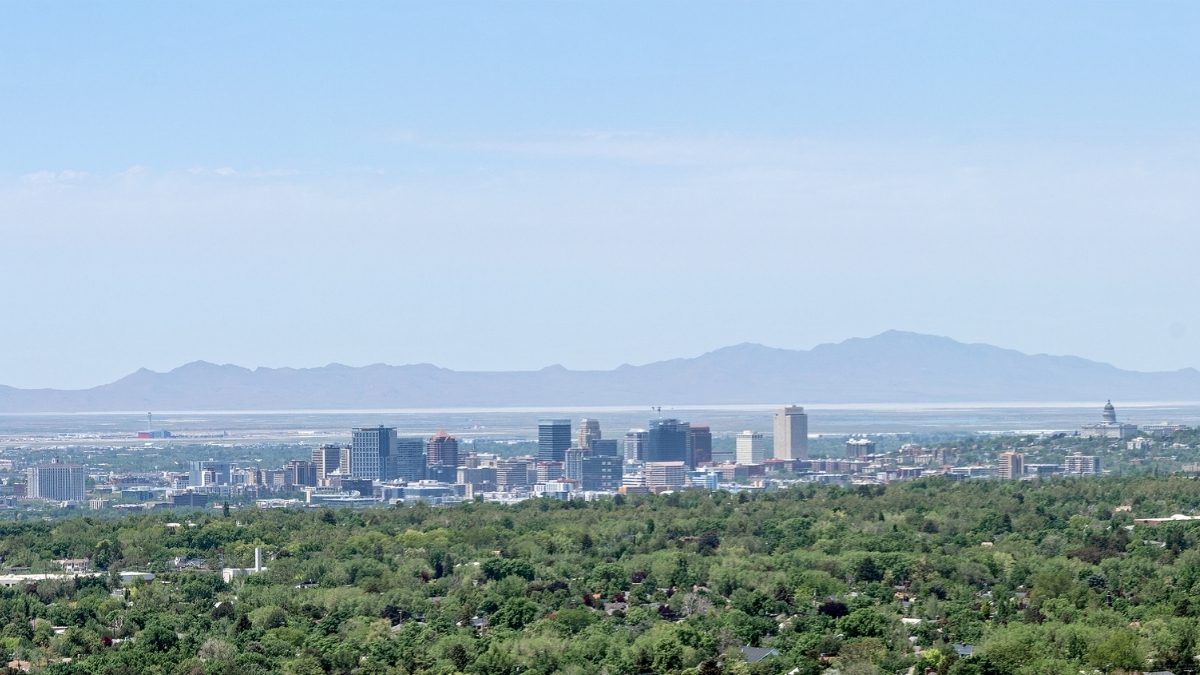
[846,437,876,458]
[578,418,601,450]
[312,444,343,482]
[287,459,318,487]
[1064,453,1101,475]
[644,461,687,489]
[688,426,713,466]
[538,419,572,462]
[581,454,623,491]
[390,437,427,482]
[998,451,1025,480]
[349,426,396,481]
[736,430,767,465]
[564,447,586,482]
[496,460,531,489]
[26,460,85,502]
[645,418,691,464]
[426,431,459,470]
[773,406,809,460]
[624,429,648,461]
[189,460,232,487]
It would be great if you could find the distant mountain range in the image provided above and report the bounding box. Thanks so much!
[2,331,1199,412]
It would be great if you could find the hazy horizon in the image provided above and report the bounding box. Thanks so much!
[4,3,1200,388]
[4,329,1200,392]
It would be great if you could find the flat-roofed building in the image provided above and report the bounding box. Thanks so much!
[644,461,687,489]
[997,452,1025,480]
[689,426,713,466]
[564,448,586,481]
[581,454,623,491]
[773,406,809,460]
[27,461,85,502]
[624,429,647,461]
[538,420,572,462]
[390,437,427,482]
[495,460,530,490]
[349,426,396,481]
[845,438,876,458]
[736,430,767,465]
[1063,454,1101,475]
[646,419,690,463]
[312,445,343,483]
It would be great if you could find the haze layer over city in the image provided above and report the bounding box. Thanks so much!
[4,3,1200,675]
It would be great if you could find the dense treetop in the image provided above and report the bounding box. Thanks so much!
[5,476,1200,674]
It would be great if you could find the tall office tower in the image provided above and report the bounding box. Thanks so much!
[538,419,572,462]
[845,437,876,458]
[390,437,427,482]
[312,444,343,482]
[645,418,691,464]
[736,430,767,465]
[581,454,623,491]
[997,451,1025,480]
[287,460,318,487]
[349,426,396,481]
[1064,453,1102,475]
[426,431,459,469]
[564,447,586,481]
[189,460,232,487]
[578,419,602,450]
[624,429,648,461]
[773,406,809,460]
[26,460,86,502]
[688,426,713,466]
[589,438,620,456]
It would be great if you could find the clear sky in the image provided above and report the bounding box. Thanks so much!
[3,2,1199,389]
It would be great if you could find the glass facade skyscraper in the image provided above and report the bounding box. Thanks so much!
[538,419,572,462]
[645,418,690,464]
[349,426,395,481]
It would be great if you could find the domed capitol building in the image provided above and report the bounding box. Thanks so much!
[1079,400,1139,440]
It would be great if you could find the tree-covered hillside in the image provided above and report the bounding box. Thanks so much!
[7,477,1200,674]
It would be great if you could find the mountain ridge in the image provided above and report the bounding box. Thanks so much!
[2,331,1198,412]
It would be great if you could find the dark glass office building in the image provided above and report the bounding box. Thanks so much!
[389,437,427,482]
[538,419,572,462]
[589,438,620,457]
[688,426,713,466]
[581,455,623,491]
[645,418,691,464]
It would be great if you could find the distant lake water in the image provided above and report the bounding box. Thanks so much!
[2,401,1199,444]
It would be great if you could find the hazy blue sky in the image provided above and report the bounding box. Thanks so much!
[3,2,1200,389]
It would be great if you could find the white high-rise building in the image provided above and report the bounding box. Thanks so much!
[773,406,809,460]
[1064,454,1101,475]
[27,460,86,503]
[564,448,586,482]
[624,429,648,461]
[736,430,767,465]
